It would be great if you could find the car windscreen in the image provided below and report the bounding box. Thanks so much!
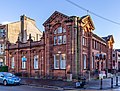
[3,73,14,77]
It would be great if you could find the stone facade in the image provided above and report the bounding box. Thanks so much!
[112,49,120,72]
[0,25,6,66]
[5,11,114,79]
[0,15,42,66]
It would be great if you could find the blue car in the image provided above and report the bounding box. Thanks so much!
[0,72,21,86]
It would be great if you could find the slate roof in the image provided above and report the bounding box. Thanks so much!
[102,35,113,41]
[92,33,106,43]
[115,49,120,52]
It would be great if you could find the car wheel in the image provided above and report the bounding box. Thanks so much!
[3,80,7,86]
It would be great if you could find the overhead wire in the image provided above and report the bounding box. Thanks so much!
[65,0,120,25]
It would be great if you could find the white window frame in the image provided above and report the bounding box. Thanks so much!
[82,37,85,46]
[92,56,94,69]
[34,55,39,69]
[54,54,59,69]
[60,54,66,69]
[54,54,66,69]
[63,35,66,44]
[54,36,57,45]
[54,29,57,34]
[83,54,87,69]
[11,57,15,69]
[63,28,66,33]
[58,36,62,45]
[57,27,62,34]
[0,44,4,54]
[22,56,26,69]
[22,61,26,69]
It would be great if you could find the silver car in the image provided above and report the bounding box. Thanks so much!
[0,72,21,86]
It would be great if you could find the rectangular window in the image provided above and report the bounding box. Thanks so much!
[96,42,98,49]
[0,29,5,37]
[58,27,62,33]
[94,40,96,49]
[63,28,66,33]
[63,35,66,44]
[11,57,15,69]
[54,54,59,69]
[0,44,4,54]
[92,56,94,69]
[54,36,57,45]
[34,55,38,69]
[82,30,85,35]
[92,39,94,49]
[60,54,66,69]
[54,54,66,69]
[58,36,62,45]
[83,37,87,46]
[1,44,4,54]
[54,29,57,34]
[83,54,87,69]
[22,61,26,69]
[82,37,85,46]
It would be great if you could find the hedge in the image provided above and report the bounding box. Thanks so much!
[0,66,8,72]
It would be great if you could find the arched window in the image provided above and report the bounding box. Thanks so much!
[54,27,66,45]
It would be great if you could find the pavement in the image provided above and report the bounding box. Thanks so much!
[20,76,120,90]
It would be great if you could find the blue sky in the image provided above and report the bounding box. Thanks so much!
[0,0,120,48]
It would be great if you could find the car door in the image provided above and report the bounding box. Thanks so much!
[0,73,4,83]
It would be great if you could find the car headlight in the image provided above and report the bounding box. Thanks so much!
[8,79,14,82]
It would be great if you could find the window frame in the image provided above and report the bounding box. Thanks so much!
[58,36,62,45]
[54,54,66,69]
[22,61,26,69]
[34,55,39,69]
[11,57,15,69]
[83,54,87,69]
[53,27,66,45]
[60,54,66,69]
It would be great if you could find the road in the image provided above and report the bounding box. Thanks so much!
[0,85,60,91]
[0,85,120,91]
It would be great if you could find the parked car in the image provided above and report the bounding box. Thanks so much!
[0,72,21,86]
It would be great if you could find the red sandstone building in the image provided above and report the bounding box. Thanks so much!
[5,11,114,79]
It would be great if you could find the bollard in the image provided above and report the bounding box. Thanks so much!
[100,78,103,89]
[111,77,113,88]
[116,76,118,86]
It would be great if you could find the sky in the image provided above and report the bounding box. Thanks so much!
[0,0,120,48]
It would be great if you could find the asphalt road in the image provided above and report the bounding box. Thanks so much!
[0,85,61,91]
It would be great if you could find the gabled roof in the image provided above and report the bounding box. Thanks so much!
[102,35,114,43]
[92,33,106,43]
[115,49,120,52]
[81,15,95,30]
[43,11,69,26]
